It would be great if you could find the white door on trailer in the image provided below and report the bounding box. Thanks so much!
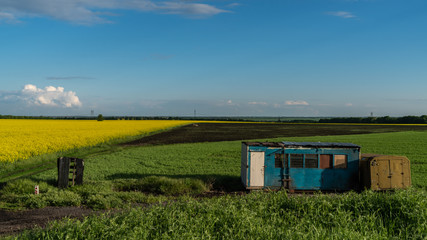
[250,152,265,187]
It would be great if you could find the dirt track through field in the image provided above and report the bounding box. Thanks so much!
[0,207,99,236]
[0,192,239,237]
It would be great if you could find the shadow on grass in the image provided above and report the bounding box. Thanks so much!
[107,173,244,192]
[25,173,244,192]
[0,177,57,191]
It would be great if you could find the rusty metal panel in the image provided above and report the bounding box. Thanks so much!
[319,154,332,169]
[390,159,403,188]
[360,154,411,190]
[376,159,392,189]
[401,157,411,187]
[389,157,411,188]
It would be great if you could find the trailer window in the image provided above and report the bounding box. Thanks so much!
[334,155,347,169]
[320,154,332,169]
[305,154,318,168]
[275,153,284,168]
[290,154,303,168]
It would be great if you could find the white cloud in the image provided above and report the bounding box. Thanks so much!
[0,11,21,23]
[215,99,239,107]
[15,84,82,108]
[248,101,268,106]
[345,103,353,107]
[157,2,229,17]
[326,11,356,19]
[0,0,229,24]
[226,99,239,106]
[285,100,309,106]
[273,103,281,108]
[227,3,241,8]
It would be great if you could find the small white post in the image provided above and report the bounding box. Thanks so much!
[35,185,39,195]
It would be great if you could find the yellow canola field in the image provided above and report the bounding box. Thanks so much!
[0,119,194,163]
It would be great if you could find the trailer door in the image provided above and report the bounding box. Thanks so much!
[250,152,265,187]
[376,159,392,189]
[370,156,411,190]
[389,159,405,189]
[376,158,406,189]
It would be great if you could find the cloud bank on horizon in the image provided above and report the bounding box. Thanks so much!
[0,0,231,24]
[0,84,322,116]
[2,84,81,108]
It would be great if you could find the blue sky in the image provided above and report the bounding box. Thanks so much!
[0,0,426,117]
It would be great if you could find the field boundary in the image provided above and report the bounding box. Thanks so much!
[0,161,56,184]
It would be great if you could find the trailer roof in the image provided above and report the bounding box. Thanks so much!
[243,141,360,149]
[282,141,360,149]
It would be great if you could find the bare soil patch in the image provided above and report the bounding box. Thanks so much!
[123,122,426,146]
[0,206,99,236]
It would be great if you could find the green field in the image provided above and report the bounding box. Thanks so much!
[1,124,426,239]
[9,189,427,240]
[29,130,427,190]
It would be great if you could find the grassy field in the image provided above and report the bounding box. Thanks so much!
[28,130,427,190]
[9,189,427,240]
[1,123,426,239]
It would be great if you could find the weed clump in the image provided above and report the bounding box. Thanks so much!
[114,176,209,196]
[86,194,122,210]
[0,179,81,209]
[1,178,49,195]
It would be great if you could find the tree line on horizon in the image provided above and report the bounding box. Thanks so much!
[0,114,426,124]
[318,115,427,124]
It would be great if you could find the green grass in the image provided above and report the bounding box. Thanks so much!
[114,176,208,195]
[29,130,427,190]
[1,130,427,239]
[0,178,169,210]
[30,141,241,192]
[1,131,426,211]
[9,189,426,240]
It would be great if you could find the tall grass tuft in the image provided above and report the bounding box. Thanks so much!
[113,176,209,196]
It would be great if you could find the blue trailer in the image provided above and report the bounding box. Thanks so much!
[241,141,361,191]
